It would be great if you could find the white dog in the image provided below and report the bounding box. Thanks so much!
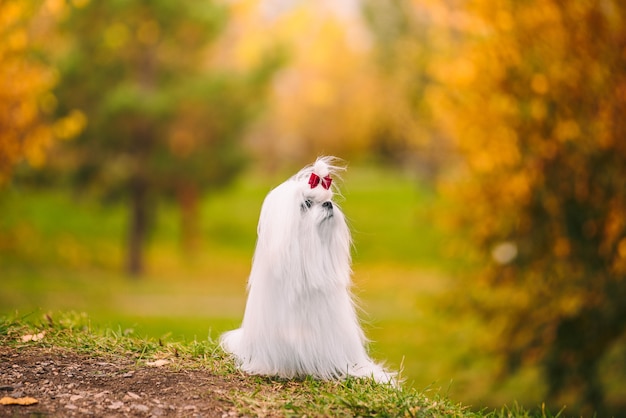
[220,157,394,384]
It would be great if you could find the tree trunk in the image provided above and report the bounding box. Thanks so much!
[127,175,149,277]
[545,312,607,416]
[125,35,157,278]
[178,182,200,253]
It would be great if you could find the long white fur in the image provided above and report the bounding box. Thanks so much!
[220,156,395,384]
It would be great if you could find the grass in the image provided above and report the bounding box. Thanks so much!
[0,312,223,368]
[0,164,561,412]
[0,312,559,418]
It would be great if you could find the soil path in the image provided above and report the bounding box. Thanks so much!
[1,347,246,417]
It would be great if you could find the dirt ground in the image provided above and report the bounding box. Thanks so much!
[0,346,247,417]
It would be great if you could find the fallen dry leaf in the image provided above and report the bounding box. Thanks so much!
[0,396,39,406]
[21,332,46,342]
[146,359,170,367]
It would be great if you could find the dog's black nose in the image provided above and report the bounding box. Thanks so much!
[322,201,333,210]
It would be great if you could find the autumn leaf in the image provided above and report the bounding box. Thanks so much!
[0,396,39,406]
[146,359,170,367]
[20,331,46,342]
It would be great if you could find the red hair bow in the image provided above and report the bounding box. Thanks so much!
[308,173,332,190]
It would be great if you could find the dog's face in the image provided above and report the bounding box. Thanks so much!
[252,158,351,288]
[257,174,346,248]
[299,182,339,228]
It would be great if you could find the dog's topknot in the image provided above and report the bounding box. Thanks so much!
[293,156,345,202]
[312,159,330,178]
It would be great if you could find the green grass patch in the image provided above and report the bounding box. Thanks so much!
[0,164,553,412]
[0,312,559,418]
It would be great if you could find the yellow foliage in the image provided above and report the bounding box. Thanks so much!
[0,0,84,185]
[421,0,626,407]
[215,0,385,163]
[104,23,130,50]
[531,73,549,95]
[70,0,90,9]
[53,110,87,140]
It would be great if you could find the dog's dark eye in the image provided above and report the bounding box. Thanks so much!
[301,199,313,212]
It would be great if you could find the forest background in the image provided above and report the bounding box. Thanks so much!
[2,0,626,416]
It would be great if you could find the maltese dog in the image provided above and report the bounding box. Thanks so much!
[220,156,395,384]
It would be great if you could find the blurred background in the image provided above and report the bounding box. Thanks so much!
[2,0,626,415]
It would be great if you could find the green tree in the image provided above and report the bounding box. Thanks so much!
[55,0,280,275]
